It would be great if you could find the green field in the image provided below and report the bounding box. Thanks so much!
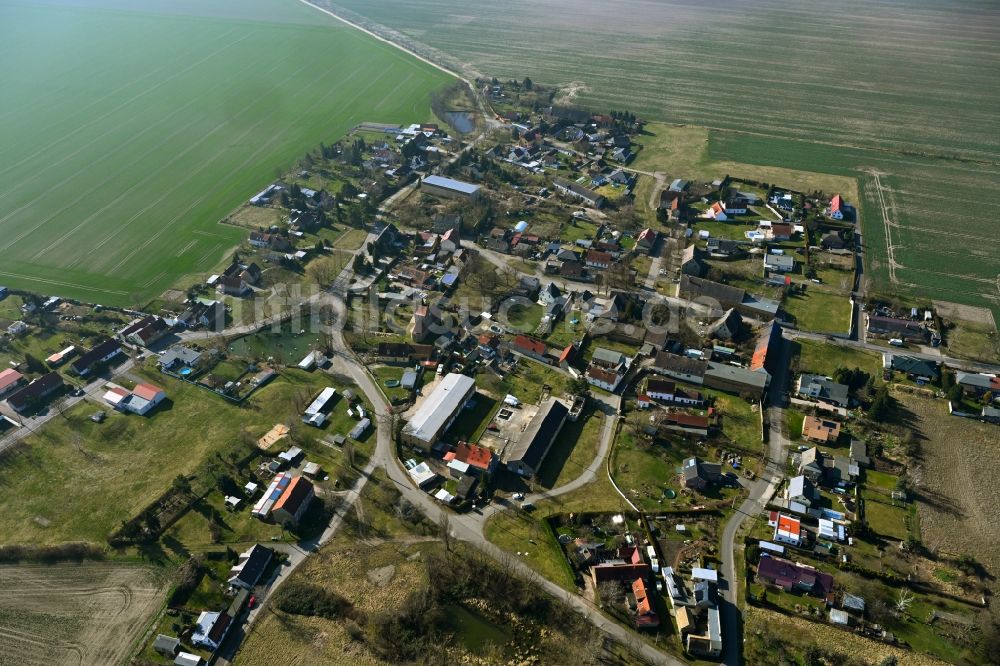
[0,0,451,306]
[328,0,1000,320]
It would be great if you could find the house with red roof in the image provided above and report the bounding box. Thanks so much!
[0,369,25,399]
[586,364,625,392]
[829,194,845,220]
[585,250,613,270]
[756,555,833,599]
[636,227,659,253]
[454,441,495,474]
[511,334,550,364]
[769,512,803,546]
[705,201,728,221]
[630,578,660,628]
[103,382,166,416]
[272,476,314,525]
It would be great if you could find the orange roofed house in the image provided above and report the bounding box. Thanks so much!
[453,441,495,475]
[629,578,660,628]
[801,415,840,444]
[271,476,315,526]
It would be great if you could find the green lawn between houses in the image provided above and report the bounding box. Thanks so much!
[0,364,358,546]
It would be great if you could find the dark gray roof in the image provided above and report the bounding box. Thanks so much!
[887,354,939,378]
[231,545,272,588]
[679,275,745,307]
[503,398,569,470]
[70,338,121,373]
[652,351,708,377]
[797,374,850,407]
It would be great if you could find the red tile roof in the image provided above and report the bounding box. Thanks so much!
[585,250,613,265]
[586,365,620,384]
[632,577,655,617]
[830,194,842,213]
[667,412,709,428]
[558,344,575,364]
[132,383,163,401]
[0,369,24,393]
[454,442,493,470]
[273,476,313,516]
[513,334,546,356]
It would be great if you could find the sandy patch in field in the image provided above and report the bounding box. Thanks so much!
[0,562,168,666]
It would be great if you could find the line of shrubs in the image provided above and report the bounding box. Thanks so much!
[0,542,104,563]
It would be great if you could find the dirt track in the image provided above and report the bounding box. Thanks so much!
[0,562,168,666]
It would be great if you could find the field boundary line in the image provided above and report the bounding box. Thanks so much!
[0,271,128,296]
[296,0,463,82]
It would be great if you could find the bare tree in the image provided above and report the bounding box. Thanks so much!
[895,589,914,613]
[440,512,452,552]
[306,256,338,288]
[596,579,625,607]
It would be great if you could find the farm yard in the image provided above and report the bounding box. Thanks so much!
[0,562,169,666]
[0,0,451,306]
[328,0,1000,321]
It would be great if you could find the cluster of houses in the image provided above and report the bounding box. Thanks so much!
[397,371,583,505]
[152,543,276,664]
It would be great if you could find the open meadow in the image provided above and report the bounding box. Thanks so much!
[0,562,169,666]
[0,0,451,306]
[900,392,1000,578]
[328,0,1000,321]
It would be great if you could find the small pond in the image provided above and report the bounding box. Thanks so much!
[442,110,475,134]
[444,604,512,655]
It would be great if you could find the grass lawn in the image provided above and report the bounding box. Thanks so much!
[865,499,909,540]
[692,219,756,241]
[945,318,1000,363]
[543,318,584,349]
[865,469,899,492]
[559,220,599,244]
[331,228,369,251]
[535,407,604,489]
[577,336,639,366]
[0,365,340,545]
[0,0,450,305]
[478,358,570,405]
[610,430,687,512]
[446,392,498,443]
[785,408,805,441]
[482,509,576,591]
[782,289,852,334]
[371,364,420,403]
[793,339,882,379]
[709,387,762,449]
[503,302,545,333]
